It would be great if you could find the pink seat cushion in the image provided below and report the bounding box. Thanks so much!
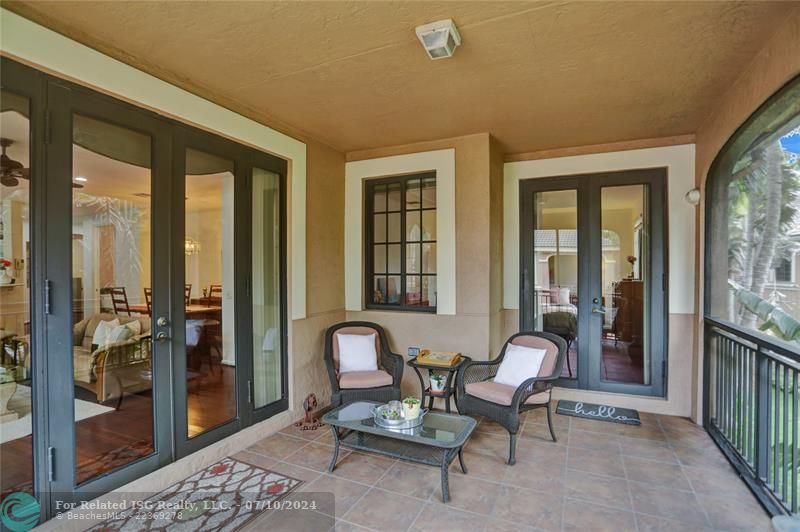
[465,380,550,406]
[338,370,393,389]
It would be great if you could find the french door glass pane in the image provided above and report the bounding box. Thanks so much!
[600,185,649,385]
[252,168,282,408]
[533,190,578,379]
[0,90,35,498]
[71,114,154,484]
[185,148,235,437]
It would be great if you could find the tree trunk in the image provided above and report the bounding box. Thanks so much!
[743,142,784,328]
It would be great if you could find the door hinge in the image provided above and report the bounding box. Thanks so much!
[44,279,52,314]
[247,380,252,404]
[44,110,52,145]
[662,273,667,292]
[47,446,56,481]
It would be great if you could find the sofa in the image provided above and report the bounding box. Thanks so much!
[72,313,152,407]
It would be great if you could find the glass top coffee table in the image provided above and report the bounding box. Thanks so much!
[322,401,476,502]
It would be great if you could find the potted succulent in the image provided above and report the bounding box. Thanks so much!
[429,371,446,393]
[402,396,421,420]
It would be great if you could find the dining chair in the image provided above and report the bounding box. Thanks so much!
[143,287,153,316]
[100,286,132,316]
[208,284,222,303]
[185,284,192,306]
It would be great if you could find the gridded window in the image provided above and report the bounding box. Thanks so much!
[775,255,794,284]
[366,172,436,311]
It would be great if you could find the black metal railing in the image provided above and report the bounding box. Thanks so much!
[705,317,799,515]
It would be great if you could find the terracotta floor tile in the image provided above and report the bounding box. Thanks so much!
[672,443,732,470]
[376,461,440,500]
[563,469,633,510]
[624,456,692,491]
[562,498,638,531]
[696,491,773,531]
[567,447,627,479]
[618,422,668,442]
[285,441,342,472]
[629,484,709,527]
[619,436,678,463]
[248,432,309,460]
[333,520,375,532]
[682,463,755,499]
[492,484,563,531]
[502,457,566,495]
[280,421,327,441]
[270,460,324,483]
[635,512,716,532]
[520,421,566,443]
[448,450,507,483]
[474,419,508,436]
[464,431,511,461]
[410,502,488,532]
[330,451,396,485]
[230,449,277,470]
[242,507,333,532]
[569,416,614,433]
[516,439,568,465]
[301,473,370,518]
[432,474,501,514]
[342,488,423,532]
[567,428,621,452]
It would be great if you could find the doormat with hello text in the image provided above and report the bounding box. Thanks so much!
[556,400,641,425]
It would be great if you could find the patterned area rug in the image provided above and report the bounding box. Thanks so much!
[88,457,301,531]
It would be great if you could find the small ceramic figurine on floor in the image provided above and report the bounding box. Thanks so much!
[294,393,320,430]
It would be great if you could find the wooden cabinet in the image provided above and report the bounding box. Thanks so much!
[614,279,644,366]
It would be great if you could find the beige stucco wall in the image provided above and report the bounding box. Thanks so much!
[290,139,346,410]
[346,134,500,397]
[691,10,800,422]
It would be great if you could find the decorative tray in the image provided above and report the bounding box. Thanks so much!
[371,404,428,430]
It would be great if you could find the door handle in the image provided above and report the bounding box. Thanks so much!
[155,331,171,342]
[592,306,606,315]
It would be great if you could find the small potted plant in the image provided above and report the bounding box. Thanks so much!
[402,397,421,420]
[0,258,12,285]
[429,371,446,393]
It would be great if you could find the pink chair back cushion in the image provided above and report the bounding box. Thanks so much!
[510,335,558,377]
[332,326,381,372]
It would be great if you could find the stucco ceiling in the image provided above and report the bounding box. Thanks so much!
[3,1,795,154]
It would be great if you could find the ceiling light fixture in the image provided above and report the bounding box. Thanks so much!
[415,19,461,60]
[74,176,88,182]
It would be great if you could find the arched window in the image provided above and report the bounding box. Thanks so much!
[703,75,800,516]
[705,77,800,343]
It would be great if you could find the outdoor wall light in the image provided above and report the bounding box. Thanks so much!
[684,188,701,205]
[415,19,461,60]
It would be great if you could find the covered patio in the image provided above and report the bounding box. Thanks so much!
[0,2,798,530]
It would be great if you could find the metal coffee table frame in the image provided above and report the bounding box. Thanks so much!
[323,402,476,503]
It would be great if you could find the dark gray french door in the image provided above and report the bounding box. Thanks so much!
[0,57,288,522]
[520,169,667,397]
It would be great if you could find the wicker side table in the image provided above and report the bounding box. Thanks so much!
[407,355,471,413]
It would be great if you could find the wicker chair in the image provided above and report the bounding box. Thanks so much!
[456,331,567,465]
[324,321,403,407]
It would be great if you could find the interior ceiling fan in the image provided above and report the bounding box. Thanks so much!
[0,138,28,187]
[1,138,83,188]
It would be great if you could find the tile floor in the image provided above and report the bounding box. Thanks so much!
[233,409,771,532]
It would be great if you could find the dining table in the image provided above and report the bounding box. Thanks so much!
[127,304,222,318]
